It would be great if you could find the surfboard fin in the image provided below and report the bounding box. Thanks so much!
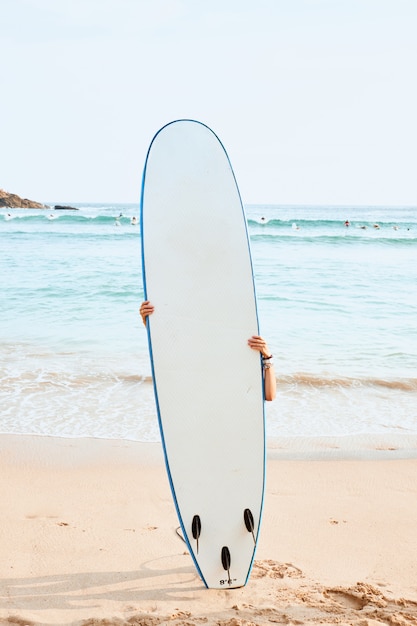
[221,546,232,585]
[191,515,202,553]
[244,508,256,543]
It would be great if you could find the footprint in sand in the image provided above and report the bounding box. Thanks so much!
[324,589,370,610]
[322,583,417,624]
[252,559,303,579]
[324,583,387,610]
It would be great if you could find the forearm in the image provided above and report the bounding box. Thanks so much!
[248,335,277,402]
[263,363,276,401]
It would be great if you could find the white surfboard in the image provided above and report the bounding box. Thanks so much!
[140,120,265,589]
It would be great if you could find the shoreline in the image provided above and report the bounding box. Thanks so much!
[2,431,417,466]
[2,433,417,625]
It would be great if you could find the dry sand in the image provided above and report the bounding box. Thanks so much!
[1,434,417,626]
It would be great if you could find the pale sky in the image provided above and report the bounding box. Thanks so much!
[1,0,416,205]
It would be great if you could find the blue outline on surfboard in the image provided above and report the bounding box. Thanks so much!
[140,119,266,589]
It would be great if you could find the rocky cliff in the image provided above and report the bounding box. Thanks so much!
[0,188,46,208]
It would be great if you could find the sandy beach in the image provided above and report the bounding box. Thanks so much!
[1,434,417,626]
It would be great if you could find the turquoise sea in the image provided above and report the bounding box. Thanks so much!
[1,203,416,444]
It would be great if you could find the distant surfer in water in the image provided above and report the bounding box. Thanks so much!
[139,301,276,401]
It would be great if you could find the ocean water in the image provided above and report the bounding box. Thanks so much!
[1,203,416,443]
